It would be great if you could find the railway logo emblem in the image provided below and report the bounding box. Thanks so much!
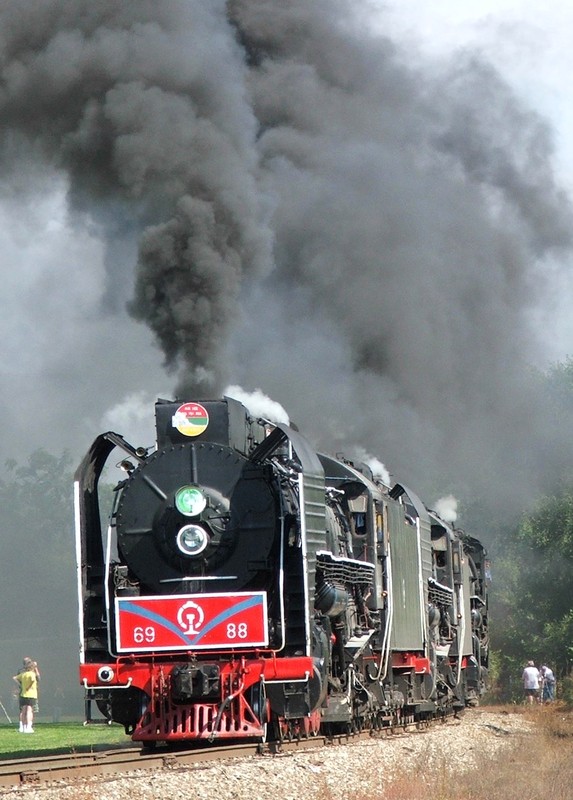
[172,402,209,437]
[177,600,205,636]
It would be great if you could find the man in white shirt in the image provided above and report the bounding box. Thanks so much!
[522,660,540,704]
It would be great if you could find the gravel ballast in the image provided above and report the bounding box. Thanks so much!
[1,709,532,800]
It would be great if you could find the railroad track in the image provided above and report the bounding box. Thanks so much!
[0,741,258,789]
[0,717,453,790]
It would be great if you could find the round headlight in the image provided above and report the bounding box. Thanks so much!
[176,524,209,556]
[175,485,207,517]
[97,666,115,683]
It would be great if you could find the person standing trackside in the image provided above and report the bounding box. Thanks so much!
[522,660,540,705]
[540,665,556,703]
[13,657,40,733]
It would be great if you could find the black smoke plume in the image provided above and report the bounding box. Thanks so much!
[0,1,273,395]
[0,0,572,512]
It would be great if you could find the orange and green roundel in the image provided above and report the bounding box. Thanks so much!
[171,402,209,437]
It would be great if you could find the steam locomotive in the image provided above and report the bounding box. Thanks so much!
[74,397,489,744]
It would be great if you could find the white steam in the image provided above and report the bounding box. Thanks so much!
[433,494,459,523]
[99,391,163,448]
[353,447,392,486]
[224,385,290,425]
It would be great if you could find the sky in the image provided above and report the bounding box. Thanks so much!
[1,0,573,518]
[379,2,573,357]
[388,2,573,171]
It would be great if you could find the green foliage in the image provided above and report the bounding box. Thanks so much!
[0,451,84,715]
[0,450,120,717]
[544,356,573,412]
[489,476,573,698]
[517,490,573,557]
[0,450,76,635]
[559,674,573,707]
[484,358,573,697]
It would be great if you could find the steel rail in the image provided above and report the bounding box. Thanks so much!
[0,714,460,789]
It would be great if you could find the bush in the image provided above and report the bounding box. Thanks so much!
[558,673,573,707]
